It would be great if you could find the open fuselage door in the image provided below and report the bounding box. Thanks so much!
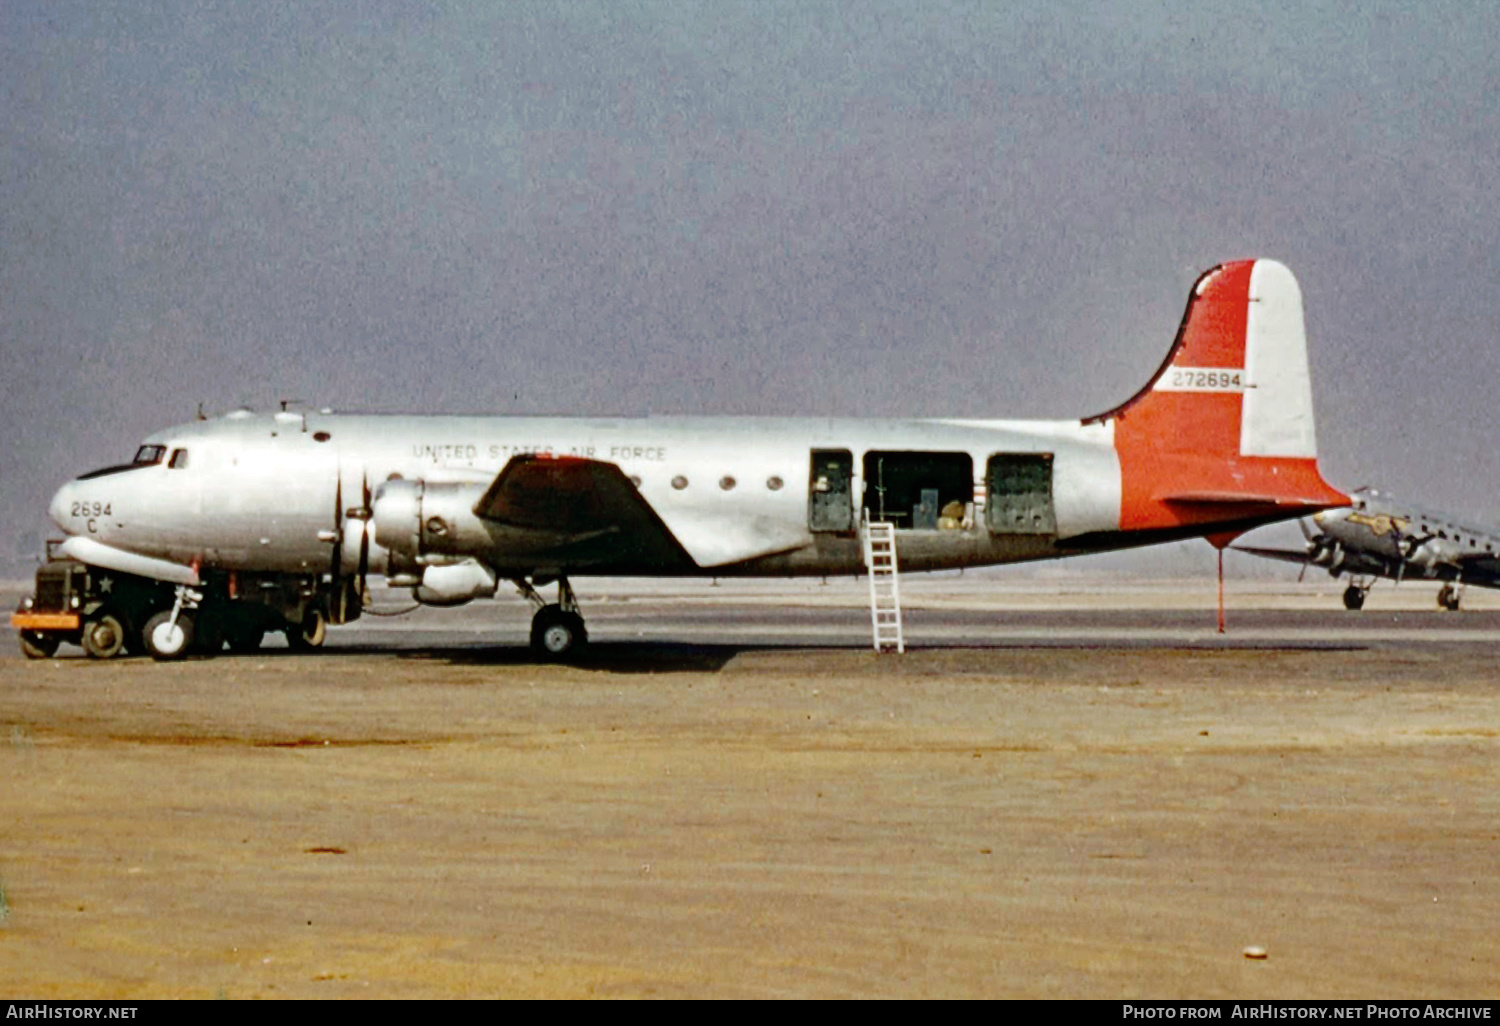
[985,453,1057,535]
[808,449,855,533]
[862,451,973,530]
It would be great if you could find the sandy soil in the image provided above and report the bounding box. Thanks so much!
[2,591,1498,998]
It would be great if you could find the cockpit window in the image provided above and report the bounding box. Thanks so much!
[168,448,189,469]
[78,443,171,480]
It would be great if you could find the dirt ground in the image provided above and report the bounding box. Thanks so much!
[3,592,1499,998]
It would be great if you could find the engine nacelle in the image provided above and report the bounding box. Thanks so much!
[372,479,490,563]
[1409,538,1459,570]
[1311,539,1343,571]
[414,558,498,607]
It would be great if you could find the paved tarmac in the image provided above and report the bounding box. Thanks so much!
[3,578,1498,998]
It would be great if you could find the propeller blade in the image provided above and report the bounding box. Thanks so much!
[357,471,372,605]
[1327,541,1344,573]
[330,475,344,581]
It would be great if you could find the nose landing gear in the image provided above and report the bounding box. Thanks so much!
[514,576,588,660]
[143,586,201,660]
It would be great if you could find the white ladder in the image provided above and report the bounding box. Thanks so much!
[862,513,905,653]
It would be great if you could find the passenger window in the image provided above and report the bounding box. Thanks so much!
[168,448,189,470]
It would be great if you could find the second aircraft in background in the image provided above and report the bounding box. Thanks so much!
[1235,487,1500,610]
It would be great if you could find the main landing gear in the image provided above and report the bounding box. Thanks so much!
[141,584,330,661]
[1343,580,1465,612]
[514,576,588,660]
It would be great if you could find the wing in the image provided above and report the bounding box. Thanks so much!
[1231,544,1314,566]
[1232,542,1391,579]
[1454,552,1500,584]
[473,455,696,571]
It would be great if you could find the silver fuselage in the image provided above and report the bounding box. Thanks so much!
[1311,489,1500,583]
[49,409,1127,580]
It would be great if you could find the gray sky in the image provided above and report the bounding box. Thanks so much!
[4,0,1498,574]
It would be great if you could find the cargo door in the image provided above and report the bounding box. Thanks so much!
[808,449,854,532]
[986,453,1057,534]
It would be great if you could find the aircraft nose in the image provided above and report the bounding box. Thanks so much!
[49,481,76,533]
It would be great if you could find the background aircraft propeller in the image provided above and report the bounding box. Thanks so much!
[1297,519,1343,579]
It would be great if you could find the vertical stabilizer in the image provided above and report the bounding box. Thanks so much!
[1087,259,1347,533]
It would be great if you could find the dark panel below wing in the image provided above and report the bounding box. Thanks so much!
[473,455,696,570]
[1454,553,1500,584]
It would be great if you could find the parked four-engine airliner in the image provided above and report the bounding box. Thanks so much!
[15,259,1348,659]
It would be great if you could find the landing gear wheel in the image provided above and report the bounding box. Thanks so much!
[1342,585,1366,611]
[19,630,60,660]
[1438,584,1461,612]
[82,614,127,659]
[144,610,195,661]
[530,604,587,660]
[286,609,327,651]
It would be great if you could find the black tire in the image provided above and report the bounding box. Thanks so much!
[19,631,60,660]
[123,626,149,658]
[226,622,265,653]
[286,609,327,651]
[1438,585,1461,612]
[530,605,587,659]
[1342,586,1365,611]
[81,614,127,660]
[143,610,195,661]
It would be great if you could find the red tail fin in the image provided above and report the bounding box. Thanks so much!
[1088,260,1348,533]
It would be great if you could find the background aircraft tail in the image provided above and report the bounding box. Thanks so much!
[1087,259,1348,534]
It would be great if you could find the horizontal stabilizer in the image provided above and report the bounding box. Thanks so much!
[1162,491,1349,509]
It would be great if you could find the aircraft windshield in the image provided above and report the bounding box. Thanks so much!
[77,443,171,480]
